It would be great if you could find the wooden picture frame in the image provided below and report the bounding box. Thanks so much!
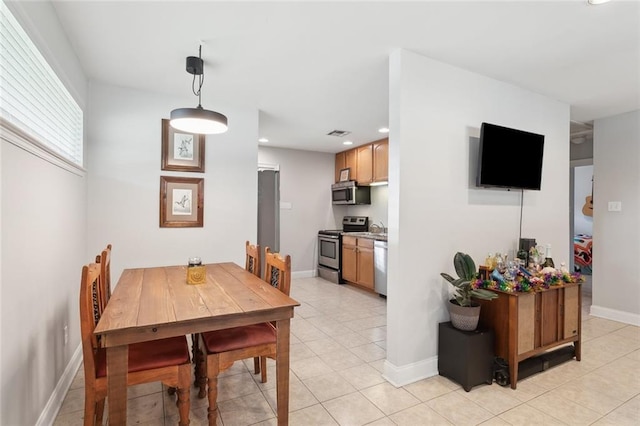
[339,167,351,182]
[160,176,204,228]
[161,119,205,172]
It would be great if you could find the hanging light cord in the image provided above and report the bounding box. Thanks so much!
[191,45,204,108]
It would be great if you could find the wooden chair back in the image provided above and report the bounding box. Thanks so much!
[79,263,103,384]
[245,240,261,277]
[95,244,112,317]
[263,247,291,296]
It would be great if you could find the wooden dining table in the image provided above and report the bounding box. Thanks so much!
[94,262,300,425]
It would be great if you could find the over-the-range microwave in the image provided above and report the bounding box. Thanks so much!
[331,181,371,205]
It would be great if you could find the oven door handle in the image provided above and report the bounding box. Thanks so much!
[319,235,340,240]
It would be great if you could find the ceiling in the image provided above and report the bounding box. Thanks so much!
[47,0,639,154]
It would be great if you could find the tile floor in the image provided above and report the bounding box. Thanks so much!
[54,276,640,425]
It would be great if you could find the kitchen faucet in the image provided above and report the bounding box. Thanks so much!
[370,220,386,233]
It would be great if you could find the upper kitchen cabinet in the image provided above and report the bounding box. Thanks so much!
[335,151,345,183]
[356,144,373,184]
[334,137,388,185]
[372,138,388,183]
[336,149,357,183]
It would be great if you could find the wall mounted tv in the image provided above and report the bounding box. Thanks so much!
[476,122,545,190]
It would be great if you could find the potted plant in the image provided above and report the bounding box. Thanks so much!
[440,252,498,331]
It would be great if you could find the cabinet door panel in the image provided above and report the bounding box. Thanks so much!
[345,149,357,180]
[356,144,373,185]
[358,246,374,290]
[335,152,346,183]
[373,139,388,182]
[540,290,559,346]
[517,294,535,355]
[564,286,580,338]
[342,244,357,283]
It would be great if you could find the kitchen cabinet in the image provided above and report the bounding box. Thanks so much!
[476,283,581,389]
[335,151,346,183]
[345,149,356,180]
[372,138,388,182]
[335,149,357,183]
[356,144,373,184]
[335,138,388,185]
[342,236,374,290]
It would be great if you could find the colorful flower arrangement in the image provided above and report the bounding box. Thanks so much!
[472,269,585,293]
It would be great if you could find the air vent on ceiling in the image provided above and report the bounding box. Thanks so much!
[327,130,351,137]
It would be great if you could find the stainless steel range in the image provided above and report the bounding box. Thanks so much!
[317,216,368,283]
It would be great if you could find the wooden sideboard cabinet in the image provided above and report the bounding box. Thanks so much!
[476,282,582,389]
[342,236,374,290]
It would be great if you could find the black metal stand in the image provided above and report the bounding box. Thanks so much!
[438,321,495,391]
[517,345,576,381]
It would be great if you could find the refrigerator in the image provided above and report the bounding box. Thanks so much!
[257,169,280,278]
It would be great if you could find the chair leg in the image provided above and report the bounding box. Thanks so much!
[83,392,96,426]
[177,363,191,426]
[260,356,267,383]
[95,398,105,426]
[196,334,207,398]
[192,333,202,388]
[253,356,260,374]
[206,355,220,426]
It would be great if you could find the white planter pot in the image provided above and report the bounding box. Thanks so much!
[448,300,481,331]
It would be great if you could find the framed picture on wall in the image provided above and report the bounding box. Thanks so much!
[161,119,205,172]
[339,168,351,182]
[159,176,204,228]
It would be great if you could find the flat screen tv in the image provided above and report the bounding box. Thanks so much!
[476,122,545,190]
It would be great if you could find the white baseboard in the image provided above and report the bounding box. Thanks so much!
[36,344,82,426]
[382,356,439,387]
[292,269,317,279]
[590,304,640,326]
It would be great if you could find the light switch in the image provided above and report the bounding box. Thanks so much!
[608,201,622,212]
[280,201,292,210]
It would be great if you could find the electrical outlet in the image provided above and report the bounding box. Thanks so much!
[608,201,622,212]
[64,325,69,345]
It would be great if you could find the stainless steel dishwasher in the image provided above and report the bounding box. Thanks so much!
[374,240,387,297]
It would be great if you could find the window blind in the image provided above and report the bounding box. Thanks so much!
[0,1,83,166]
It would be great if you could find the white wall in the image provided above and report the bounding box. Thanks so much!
[384,49,570,385]
[1,2,87,425]
[347,185,389,229]
[258,146,338,275]
[1,141,87,425]
[87,82,259,282]
[591,110,640,324]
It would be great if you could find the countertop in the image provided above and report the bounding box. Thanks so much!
[342,232,388,242]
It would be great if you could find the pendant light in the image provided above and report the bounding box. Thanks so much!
[170,45,228,134]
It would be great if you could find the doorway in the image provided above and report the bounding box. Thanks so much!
[570,160,593,295]
[257,166,280,278]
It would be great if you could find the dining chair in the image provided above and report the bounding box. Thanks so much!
[79,262,192,426]
[195,247,291,424]
[245,240,261,277]
[255,246,291,381]
[245,240,263,375]
[94,243,112,318]
[192,240,263,383]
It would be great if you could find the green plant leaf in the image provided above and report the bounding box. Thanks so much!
[440,272,456,283]
[453,252,476,280]
[471,288,499,300]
